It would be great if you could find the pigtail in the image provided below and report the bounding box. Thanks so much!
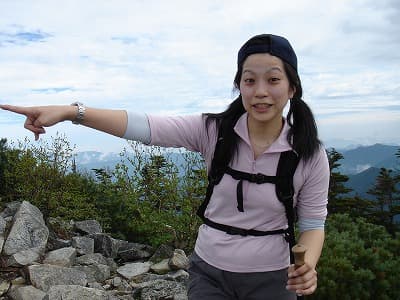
[204,96,245,168]
[286,97,321,161]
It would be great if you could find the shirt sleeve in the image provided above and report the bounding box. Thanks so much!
[147,114,214,157]
[123,111,151,144]
[296,146,330,222]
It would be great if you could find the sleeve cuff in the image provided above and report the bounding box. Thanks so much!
[298,218,325,233]
[123,111,151,144]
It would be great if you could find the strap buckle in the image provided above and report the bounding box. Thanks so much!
[251,173,265,184]
[283,230,292,243]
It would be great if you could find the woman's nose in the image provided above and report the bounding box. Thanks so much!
[255,81,268,98]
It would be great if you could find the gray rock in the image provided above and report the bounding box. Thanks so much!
[90,234,121,258]
[44,285,111,300]
[0,201,20,218]
[106,257,119,272]
[137,279,187,300]
[72,236,94,255]
[5,248,41,267]
[74,220,103,234]
[117,242,152,262]
[169,249,189,270]
[28,264,87,292]
[0,216,7,253]
[8,285,46,300]
[11,277,26,287]
[166,270,190,284]
[3,201,49,256]
[149,244,174,263]
[0,280,10,297]
[109,276,132,293]
[116,262,152,280]
[0,237,4,254]
[46,234,72,251]
[87,282,105,290]
[43,247,77,267]
[75,252,109,266]
[0,216,6,232]
[73,264,110,283]
[150,259,171,275]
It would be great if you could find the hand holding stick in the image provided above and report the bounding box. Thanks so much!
[292,244,308,298]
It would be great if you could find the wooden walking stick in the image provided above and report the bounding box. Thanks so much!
[292,244,307,269]
[292,244,308,299]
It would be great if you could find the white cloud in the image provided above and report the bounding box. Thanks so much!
[0,0,399,152]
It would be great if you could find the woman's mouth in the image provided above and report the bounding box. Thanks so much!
[252,103,272,112]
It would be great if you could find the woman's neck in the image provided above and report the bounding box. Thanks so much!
[247,117,284,154]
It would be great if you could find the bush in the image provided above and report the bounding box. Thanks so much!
[311,213,400,300]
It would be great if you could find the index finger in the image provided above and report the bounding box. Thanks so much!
[0,104,32,115]
[288,263,308,278]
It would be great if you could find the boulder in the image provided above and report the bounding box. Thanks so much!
[3,201,49,256]
[28,264,87,292]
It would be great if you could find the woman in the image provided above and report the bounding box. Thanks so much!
[1,34,329,299]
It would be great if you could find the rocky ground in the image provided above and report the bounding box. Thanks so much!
[0,201,190,299]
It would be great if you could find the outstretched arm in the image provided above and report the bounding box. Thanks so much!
[0,104,127,140]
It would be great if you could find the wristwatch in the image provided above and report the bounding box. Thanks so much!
[71,102,86,124]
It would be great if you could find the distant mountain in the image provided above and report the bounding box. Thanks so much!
[333,144,399,199]
[74,150,188,176]
[336,143,399,175]
[324,138,364,151]
[74,151,123,173]
[346,167,381,199]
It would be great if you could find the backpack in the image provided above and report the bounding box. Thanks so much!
[196,125,300,264]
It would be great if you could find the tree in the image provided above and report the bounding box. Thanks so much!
[326,148,353,214]
[367,168,400,234]
[140,154,179,212]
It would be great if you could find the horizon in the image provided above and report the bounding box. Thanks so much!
[1,1,400,152]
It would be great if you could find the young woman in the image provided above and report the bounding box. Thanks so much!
[1,34,329,300]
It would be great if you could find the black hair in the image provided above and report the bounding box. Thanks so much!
[204,38,321,165]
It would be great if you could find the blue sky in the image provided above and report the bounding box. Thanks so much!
[0,0,399,152]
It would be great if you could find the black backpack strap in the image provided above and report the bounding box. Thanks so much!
[276,150,300,264]
[226,167,277,212]
[196,126,226,219]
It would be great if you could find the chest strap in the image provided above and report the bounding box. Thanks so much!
[225,167,277,212]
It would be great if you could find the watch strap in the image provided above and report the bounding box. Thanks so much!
[71,102,85,124]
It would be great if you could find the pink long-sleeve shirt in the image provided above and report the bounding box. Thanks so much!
[147,112,329,272]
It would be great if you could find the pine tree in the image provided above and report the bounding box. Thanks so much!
[367,167,400,234]
[326,148,352,214]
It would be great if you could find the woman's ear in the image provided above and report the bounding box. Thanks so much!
[289,86,296,99]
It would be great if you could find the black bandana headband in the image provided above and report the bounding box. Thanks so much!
[237,34,297,71]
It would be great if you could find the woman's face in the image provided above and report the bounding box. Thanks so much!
[239,53,295,127]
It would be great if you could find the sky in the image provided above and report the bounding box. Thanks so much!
[0,0,399,153]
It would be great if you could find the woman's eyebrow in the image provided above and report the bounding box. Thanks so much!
[242,67,283,74]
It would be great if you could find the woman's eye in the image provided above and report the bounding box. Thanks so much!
[270,77,280,83]
[244,78,254,83]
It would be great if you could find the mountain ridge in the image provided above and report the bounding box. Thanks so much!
[74,143,399,198]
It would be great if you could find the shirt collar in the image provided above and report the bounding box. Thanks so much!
[233,112,293,153]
